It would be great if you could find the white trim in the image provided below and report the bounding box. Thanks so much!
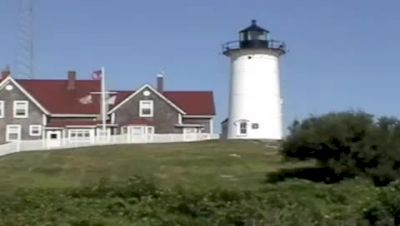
[178,114,182,124]
[0,101,4,118]
[111,113,115,124]
[13,100,29,118]
[182,115,214,118]
[42,114,47,125]
[209,118,214,134]
[108,84,186,114]
[6,124,21,142]
[29,125,42,136]
[41,114,46,140]
[139,100,154,117]
[0,77,50,115]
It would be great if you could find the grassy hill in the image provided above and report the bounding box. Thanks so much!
[0,140,309,193]
[0,141,395,225]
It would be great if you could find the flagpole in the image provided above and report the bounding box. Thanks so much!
[101,67,106,136]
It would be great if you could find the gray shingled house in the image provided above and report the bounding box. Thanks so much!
[0,69,215,144]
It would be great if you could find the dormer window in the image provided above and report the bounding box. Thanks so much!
[139,100,153,117]
[13,101,29,118]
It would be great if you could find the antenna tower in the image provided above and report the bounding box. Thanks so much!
[16,0,35,78]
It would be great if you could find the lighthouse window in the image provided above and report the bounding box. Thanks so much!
[252,123,259,129]
[248,31,266,41]
[239,122,247,135]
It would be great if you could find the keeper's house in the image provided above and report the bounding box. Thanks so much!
[0,69,215,143]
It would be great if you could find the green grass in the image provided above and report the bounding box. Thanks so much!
[0,140,310,193]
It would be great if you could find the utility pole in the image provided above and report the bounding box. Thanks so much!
[16,0,35,78]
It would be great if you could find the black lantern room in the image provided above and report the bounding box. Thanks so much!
[223,20,286,55]
[239,20,269,48]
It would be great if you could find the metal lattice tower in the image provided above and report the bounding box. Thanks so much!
[16,0,35,78]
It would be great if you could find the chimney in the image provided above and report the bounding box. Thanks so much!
[157,73,164,92]
[1,66,10,79]
[67,70,76,90]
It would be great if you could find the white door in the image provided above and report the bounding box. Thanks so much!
[46,131,62,148]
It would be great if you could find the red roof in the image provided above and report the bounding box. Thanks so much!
[47,120,100,127]
[12,78,215,116]
[17,79,101,114]
[164,91,215,115]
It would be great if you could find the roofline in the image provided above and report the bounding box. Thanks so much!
[175,124,204,128]
[108,84,186,114]
[183,115,215,118]
[0,77,50,115]
[50,114,99,117]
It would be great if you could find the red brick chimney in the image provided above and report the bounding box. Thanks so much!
[1,67,10,79]
[157,73,164,92]
[67,71,76,90]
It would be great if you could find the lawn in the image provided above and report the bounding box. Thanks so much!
[0,140,310,193]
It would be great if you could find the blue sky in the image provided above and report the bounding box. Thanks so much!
[1,0,400,132]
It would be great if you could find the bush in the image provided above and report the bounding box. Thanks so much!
[282,111,400,185]
[362,180,400,225]
[0,177,381,226]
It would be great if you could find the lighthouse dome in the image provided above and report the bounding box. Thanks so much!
[239,20,270,49]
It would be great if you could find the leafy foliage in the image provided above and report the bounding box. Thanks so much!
[282,111,400,185]
[0,176,389,226]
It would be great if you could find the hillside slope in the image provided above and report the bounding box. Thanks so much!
[0,141,309,193]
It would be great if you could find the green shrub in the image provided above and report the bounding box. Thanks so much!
[0,176,383,226]
[363,180,400,226]
[282,111,400,185]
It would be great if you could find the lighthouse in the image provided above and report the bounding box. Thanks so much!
[222,20,286,140]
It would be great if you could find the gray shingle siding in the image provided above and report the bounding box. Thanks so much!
[182,118,212,133]
[113,87,181,133]
[0,80,44,143]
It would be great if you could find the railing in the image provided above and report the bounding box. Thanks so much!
[0,133,220,157]
[222,40,286,53]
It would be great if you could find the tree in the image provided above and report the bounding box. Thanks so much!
[282,111,400,186]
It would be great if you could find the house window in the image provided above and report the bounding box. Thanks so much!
[139,100,153,117]
[239,122,247,135]
[29,125,42,136]
[95,128,111,137]
[0,101,4,118]
[121,126,128,134]
[6,125,21,142]
[13,101,28,118]
[183,128,198,134]
[68,129,92,141]
[147,126,154,134]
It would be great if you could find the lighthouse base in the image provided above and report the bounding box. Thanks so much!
[220,118,283,141]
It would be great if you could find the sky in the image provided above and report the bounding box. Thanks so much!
[1,0,400,133]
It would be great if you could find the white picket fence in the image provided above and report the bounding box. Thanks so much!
[0,133,220,157]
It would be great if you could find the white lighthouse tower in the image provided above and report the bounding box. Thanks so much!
[222,20,286,140]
